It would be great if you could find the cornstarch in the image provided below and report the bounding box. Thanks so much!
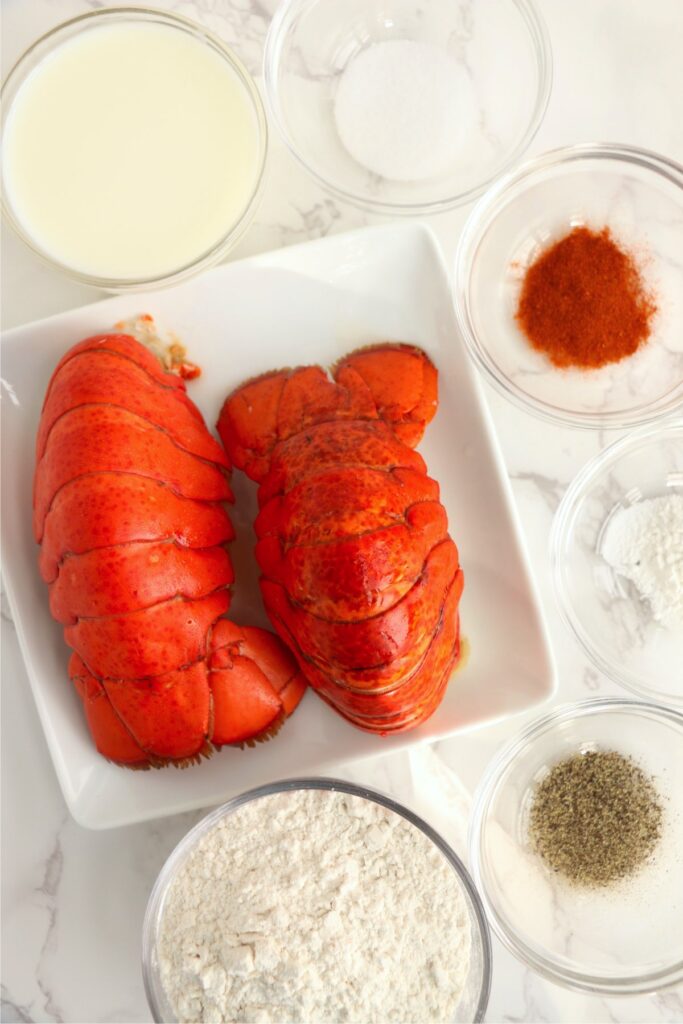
[158,788,472,1023]
[601,494,683,630]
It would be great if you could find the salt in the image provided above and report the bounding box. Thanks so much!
[601,494,683,631]
[334,39,464,183]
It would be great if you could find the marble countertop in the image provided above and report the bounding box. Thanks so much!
[2,1,682,1022]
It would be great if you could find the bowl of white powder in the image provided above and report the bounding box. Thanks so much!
[263,0,551,214]
[551,421,683,705]
[142,778,491,1023]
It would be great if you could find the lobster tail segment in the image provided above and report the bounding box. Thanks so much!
[209,620,306,746]
[335,344,438,448]
[217,370,289,482]
[217,361,378,482]
[217,343,437,481]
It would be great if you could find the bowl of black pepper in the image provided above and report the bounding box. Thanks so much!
[469,698,683,994]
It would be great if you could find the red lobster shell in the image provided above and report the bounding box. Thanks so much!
[217,343,464,733]
[34,330,305,767]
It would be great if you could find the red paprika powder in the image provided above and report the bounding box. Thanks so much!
[515,226,657,370]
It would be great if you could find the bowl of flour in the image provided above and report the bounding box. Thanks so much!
[142,779,491,1023]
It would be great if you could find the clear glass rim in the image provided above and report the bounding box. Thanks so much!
[453,141,683,428]
[142,776,492,1024]
[469,696,683,994]
[263,0,552,215]
[0,6,268,292]
[550,418,683,704]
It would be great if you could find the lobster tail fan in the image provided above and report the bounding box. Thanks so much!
[335,344,438,447]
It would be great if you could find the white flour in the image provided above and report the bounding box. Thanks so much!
[601,494,683,630]
[158,789,472,1023]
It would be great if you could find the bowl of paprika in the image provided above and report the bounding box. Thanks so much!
[453,143,683,428]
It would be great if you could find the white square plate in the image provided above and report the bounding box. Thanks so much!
[1,224,556,828]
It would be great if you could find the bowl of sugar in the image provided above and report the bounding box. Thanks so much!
[1,8,267,289]
[143,778,492,1023]
[264,0,551,214]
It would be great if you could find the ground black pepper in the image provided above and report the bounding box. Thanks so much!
[528,749,662,888]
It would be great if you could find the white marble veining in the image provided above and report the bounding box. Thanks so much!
[1,1,682,1022]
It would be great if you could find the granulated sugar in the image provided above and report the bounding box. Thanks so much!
[158,788,472,1023]
[334,40,464,182]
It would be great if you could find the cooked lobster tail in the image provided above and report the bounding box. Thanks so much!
[35,328,305,767]
[218,343,463,734]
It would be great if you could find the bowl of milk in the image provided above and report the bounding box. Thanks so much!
[1,8,268,289]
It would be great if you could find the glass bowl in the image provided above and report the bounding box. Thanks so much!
[143,778,492,1023]
[469,698,683,995]
[264,0,551,214]
[453,143,683,427]
[0,7,268,291]
[551,421,683,705]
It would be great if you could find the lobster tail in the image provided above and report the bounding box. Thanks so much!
[218,343,463,735]
[37,325,306,768]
